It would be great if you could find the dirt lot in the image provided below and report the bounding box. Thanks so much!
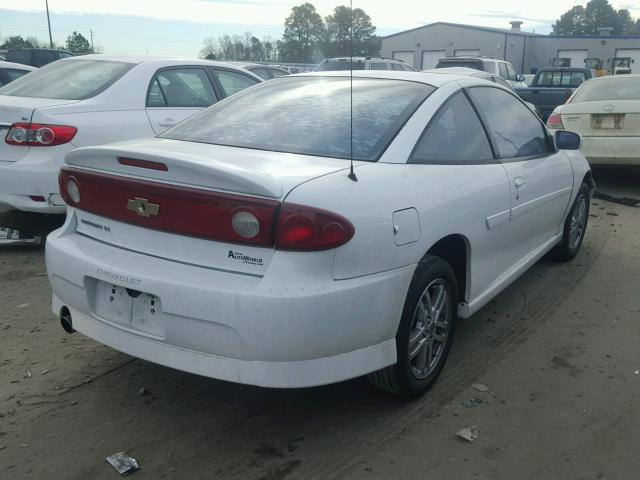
[1,168,639,480]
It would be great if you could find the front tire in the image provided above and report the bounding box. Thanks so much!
[368,255,458,398]
[552,182,590,261]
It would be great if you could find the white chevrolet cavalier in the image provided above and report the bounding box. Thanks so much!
[46,71,593,397]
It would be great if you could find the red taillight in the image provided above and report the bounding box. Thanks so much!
[546,113,564,130]
[58,168,279,246]
[276,203,354,251]
[5,123,77,146]
[58,168,355,251]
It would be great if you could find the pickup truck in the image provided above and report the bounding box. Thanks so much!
[515,68,594,121]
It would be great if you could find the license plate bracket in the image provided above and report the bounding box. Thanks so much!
[592,114,624,130]
[94,282,164,337]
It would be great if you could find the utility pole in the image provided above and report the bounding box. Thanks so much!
[90,29,94,53]
[45,0,53,48]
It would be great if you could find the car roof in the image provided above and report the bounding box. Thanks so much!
[588,73,640,81]
[323,57,404,63]
[60,54,254,69]
[422,67,491,78]
[297,70,481,87]
[0,61,37,71]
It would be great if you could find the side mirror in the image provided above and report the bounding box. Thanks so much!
[555,130,581,150]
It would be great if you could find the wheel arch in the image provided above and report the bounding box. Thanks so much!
[422,234,470,304]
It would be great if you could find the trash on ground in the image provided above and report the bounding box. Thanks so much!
[462,397,483,408]
[456,426,479,442]
[24,367,31,378]
[138,387,148,396]
[471,383,488,392]
[0,228,41,246]
[634,370,639,375]
[40,369,51,375]
[106,452,139,476]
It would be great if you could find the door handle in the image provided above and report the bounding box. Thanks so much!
[158,118,177,127]
[514,177,525,189]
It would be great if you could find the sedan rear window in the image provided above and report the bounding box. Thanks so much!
[0,60,133,100]
[162,77,434,161]
[571,78,640,102]
[316,60,365,71]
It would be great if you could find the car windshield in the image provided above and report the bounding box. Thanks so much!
[316,60,365,71]
[437,59,483,71]
[161,76,434,161]
[571,77,640,102]
[0,59,134,99]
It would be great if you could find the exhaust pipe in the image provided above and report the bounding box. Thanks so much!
[60,307,75,334]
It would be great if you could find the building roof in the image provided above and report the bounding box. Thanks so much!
[381,22,543,40]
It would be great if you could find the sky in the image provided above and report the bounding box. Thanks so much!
[1,1,639,57]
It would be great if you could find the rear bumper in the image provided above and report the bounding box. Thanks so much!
[46,217,413,388]
[581,136,640,166]
[0,145,72,213]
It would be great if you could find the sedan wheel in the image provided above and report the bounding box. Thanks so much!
[552,181,591,261]
[368,255,458,397]
[408,279,452,380]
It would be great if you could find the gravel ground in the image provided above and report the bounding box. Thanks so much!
[0,168,638,480]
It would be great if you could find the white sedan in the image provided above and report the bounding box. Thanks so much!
[547,74,640,165]
[0,55,261,213]
[46,71,593,397]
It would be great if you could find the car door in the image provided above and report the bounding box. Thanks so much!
[467,86,574,266]
[408,89,512,298]
[145,66,219,134]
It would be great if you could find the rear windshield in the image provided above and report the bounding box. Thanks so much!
[571,77,640,102]
[316,60,366,71]
[436,59,484,71]
[0,59,134,99]
[162,77,434,161]
[537,70,586,87]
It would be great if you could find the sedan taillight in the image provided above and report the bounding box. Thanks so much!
[546,113,564,130]
[5,123,77,146]
[276,203,354,251]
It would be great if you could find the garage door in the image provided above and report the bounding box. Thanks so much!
[455,49,480,56]
[557,50,588,68]
[392,51,415,68]
[615,49,640,73]
[421,50,446,70]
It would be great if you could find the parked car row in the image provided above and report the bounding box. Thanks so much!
[0,55,262,213]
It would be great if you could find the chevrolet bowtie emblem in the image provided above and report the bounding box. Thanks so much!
[126,197,160,217]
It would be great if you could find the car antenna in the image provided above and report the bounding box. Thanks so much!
[348,0,358,182]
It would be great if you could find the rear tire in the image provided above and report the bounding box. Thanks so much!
[368,255,458,398]
[551,182,590,261]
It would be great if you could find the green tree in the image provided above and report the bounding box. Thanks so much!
[65,31,91,53]
[322,6,379,58]
[281,3,324,62]
[0,35,35,50]
[552,0,638,35]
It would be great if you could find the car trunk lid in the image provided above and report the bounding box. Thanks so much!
[560,100,640,137]
[64,138,354,275]
[0,95,79,162]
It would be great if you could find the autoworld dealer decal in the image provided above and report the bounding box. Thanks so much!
[228,250,263,266]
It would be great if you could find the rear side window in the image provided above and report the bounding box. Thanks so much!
[402,64,415,71]
[248,67,270,80]
[0,59,133,99]
[391,63,403,71]
[162,77,434,161]
[147,68,217,107]
[410,91,493,164]
[214,69,259,97]
[436,59,484,71]
[468,87,550,159]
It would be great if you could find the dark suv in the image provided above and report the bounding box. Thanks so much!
[6,49,73,68]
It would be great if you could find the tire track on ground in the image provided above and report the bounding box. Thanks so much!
[300,213,611,480]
